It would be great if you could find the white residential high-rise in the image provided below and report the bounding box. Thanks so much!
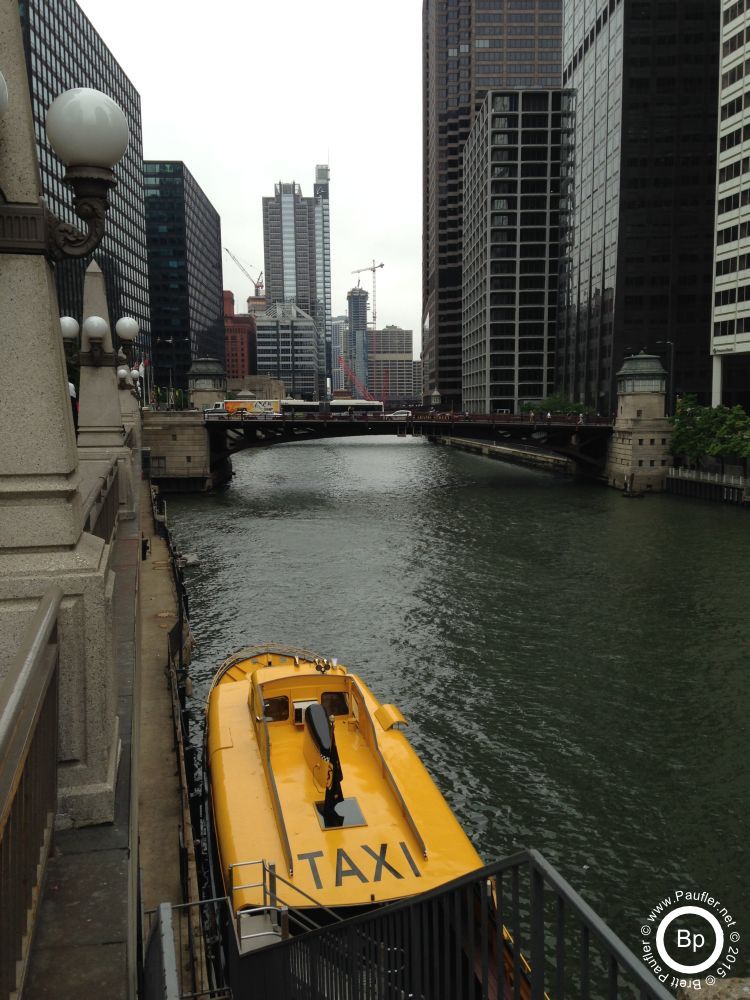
[462,90,562,414]
[712,1,750,405]
[368,326,419,405]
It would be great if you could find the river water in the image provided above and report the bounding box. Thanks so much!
[167,436,749,969]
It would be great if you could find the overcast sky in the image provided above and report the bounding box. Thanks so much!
[77,0,424,356]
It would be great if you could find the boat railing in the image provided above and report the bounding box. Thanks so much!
[229,859,344,936]
[237,848,673,1000]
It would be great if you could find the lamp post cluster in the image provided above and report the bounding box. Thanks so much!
[61,313,147,398]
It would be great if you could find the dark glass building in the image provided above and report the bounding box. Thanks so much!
[18,0,150,362]
[422,0,563,409]
[556,0,722,413]
[144,161,224,395]
[346,286,369,396]
[463,89,563,414]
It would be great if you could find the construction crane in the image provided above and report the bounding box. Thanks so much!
[339,355,374,402]
[223,247,264,296]
[352,260,384,330]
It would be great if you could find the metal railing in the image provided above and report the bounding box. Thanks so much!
[142,898,231,1000]
[240,849,672,1000]
[668,466,746,487]
[0,587,62,1000]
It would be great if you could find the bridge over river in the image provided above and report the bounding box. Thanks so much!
[142,410,613,491]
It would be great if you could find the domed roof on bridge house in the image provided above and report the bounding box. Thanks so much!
[187,357,226,391]
[616,351,666,395]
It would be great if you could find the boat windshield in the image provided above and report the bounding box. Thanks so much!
[263,695,289,722]
[321,691,348,716]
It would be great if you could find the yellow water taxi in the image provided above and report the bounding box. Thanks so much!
[204,644,484,952]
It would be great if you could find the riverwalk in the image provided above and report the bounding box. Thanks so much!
[22,481,183,999]
[430,433,575,474]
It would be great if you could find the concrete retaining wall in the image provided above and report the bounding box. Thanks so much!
[430,435,574,474]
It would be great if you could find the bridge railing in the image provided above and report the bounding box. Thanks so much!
[239,849,671,1000]
[203,411,613,426]
[0,587,62,1000]
[81,458,120,543]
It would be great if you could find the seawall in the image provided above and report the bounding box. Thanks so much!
[429,435,575,474]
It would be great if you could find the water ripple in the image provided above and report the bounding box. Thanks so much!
[168,436,750,970]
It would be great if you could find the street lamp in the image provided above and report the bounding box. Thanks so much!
[0,86,128,260]
[115,316,139,369]
[81,315,109,366]
[60,316,80,342]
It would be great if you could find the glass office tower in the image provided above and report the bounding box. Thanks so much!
[262,168,332,387]
[557,0,721,413]
[144,161,224,395]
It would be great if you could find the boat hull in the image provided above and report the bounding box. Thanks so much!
[204,645,484,931]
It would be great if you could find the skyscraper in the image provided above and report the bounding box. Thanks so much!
[262,167,332,383]
[255,303,322,400]
[422,0,563,409]
[144,161,224,395]
[368,326,418,405]
[19,0,150,361]
[331,314,349,392]
[346,287,369,397]
[711,0,750,407]
[556,0,721,413]
[223,292,257,381]
[463,89,562,414]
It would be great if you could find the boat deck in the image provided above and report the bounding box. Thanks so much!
[207,655,483,914]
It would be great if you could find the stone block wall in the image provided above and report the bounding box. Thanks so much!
[606,418,673,491]
[142,411,213,489]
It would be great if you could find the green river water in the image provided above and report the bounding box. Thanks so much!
[166,436,749,973]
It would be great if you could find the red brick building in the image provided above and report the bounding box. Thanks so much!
[223,291,257,379]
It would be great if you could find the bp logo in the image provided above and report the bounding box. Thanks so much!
[640,891,741,990]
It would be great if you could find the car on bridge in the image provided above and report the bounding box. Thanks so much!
[386,409,412,420]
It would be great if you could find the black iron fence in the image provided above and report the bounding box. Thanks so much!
[239,849,671,1000]
[0,587,62,1000]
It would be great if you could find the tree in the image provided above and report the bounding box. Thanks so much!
[670,396,750,469]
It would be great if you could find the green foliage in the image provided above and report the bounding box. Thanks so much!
[670,395,750,464]
[520,395,594,415]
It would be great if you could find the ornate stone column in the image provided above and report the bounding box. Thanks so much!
[0,2,123,825]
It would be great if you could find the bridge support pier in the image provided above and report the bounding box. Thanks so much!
[0,38,122,827]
